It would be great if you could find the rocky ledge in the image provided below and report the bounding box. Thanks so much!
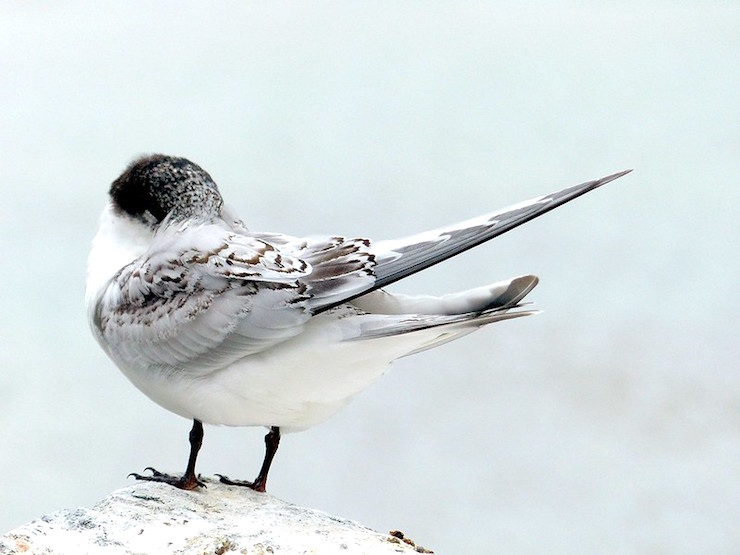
[1,479,433,554]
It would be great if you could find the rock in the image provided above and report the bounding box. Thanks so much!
[1,479,433,554]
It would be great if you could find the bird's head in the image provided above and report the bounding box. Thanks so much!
[86,154,225,309]
[109,154,224,228]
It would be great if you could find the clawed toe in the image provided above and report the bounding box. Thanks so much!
[215,473,265,492]
[214,426,280,493]
[129,467,205,490]
[125,422,278,495]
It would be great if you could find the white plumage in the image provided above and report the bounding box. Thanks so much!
[86,154,629,489]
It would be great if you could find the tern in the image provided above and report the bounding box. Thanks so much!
[86,154,629,491]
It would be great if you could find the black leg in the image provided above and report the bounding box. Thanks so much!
[130,419,206,490]
[217,426,281,492]
[253,426,281,491]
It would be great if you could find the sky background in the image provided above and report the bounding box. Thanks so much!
[1,3,739,553]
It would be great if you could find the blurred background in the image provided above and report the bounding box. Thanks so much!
[1,3,738,553]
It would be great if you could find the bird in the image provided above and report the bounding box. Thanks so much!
[85,154,630,492]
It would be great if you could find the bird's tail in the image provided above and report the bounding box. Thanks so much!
[346,275,539,353]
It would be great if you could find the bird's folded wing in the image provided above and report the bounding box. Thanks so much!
[94,223,314,372]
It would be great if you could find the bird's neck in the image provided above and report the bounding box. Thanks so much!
[85,203,152,308]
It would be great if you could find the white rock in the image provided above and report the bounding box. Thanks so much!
[1,480,432,554]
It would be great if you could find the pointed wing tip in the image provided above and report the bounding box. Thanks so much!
[597,169,633,186]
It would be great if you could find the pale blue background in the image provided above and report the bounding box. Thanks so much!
[1,3,739,553]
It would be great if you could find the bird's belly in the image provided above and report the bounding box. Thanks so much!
[119,333,400,432]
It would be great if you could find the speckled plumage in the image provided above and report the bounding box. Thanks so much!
[86,154,629,489]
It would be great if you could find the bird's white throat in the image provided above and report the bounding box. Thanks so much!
[85,203,153,308]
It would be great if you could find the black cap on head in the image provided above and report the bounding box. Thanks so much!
[110,154,223,225]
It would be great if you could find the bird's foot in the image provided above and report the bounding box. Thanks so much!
[215,473,266,492]
[129,467,206,490]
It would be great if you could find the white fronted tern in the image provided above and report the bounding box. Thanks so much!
[86,154,630,491]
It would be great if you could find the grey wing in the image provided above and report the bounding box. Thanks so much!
[308,170,631,313]
[94,223,313,373]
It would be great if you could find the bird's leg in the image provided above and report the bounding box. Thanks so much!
[129,419,205,490]
[217,426,281,492]
[253,426,281,491]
